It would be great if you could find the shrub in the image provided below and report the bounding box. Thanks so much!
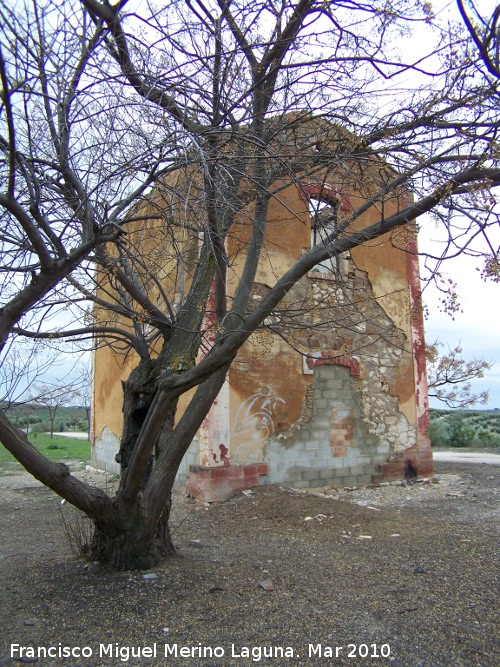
[31,421,50,434]
[475,429,493,448]
[447,413,475,447]
[429,420,450,448]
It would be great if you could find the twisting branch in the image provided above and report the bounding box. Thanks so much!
[457,0,500,78]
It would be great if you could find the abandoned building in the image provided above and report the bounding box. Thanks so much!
[91,118,433,501]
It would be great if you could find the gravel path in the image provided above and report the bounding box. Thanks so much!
[432,451,500,465]
[0,459,498,667]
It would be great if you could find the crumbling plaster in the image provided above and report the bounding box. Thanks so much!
[92,117,432,495]
[237,262,417,486]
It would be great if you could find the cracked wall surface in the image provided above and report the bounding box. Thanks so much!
[92,118,432,495]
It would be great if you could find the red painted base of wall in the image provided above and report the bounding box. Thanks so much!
[184,455,435,500]
[372,455,434,483]
[185,463,268,502]
[372,460,405,483]
[415,457,434,478]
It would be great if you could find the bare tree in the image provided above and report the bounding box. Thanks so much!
[0,339,60,410]
[28,382,80,439]
[1,0,499,569]
[426,341,493,408]
[0,0,183,540]
[73,363,92,441]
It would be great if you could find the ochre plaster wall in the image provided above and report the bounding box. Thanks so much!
[93,121,432,490]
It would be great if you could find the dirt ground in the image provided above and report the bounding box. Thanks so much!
[0,459,498,667]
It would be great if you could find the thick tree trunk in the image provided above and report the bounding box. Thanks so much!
[90,495,174,570]
[117,360,159,473]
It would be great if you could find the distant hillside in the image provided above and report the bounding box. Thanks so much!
[430,409,500,449]
[1,403,89,434]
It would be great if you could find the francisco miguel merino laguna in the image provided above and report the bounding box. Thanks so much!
[10,643,296,661]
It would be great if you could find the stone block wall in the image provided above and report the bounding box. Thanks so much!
[92,427,120,474]
[92,356,427,498]
[263,364,408,489]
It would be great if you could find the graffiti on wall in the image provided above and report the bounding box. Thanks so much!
[231,392,286,462]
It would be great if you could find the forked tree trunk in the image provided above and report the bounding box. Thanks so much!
[93,366,232,570]
[90,495,175,570]
[90,360,181,570]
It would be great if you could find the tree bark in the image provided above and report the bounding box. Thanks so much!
[90,495,175,570]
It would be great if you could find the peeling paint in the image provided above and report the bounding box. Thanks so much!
[93,122,433,489]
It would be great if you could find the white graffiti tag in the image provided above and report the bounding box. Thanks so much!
[231,393,285,461]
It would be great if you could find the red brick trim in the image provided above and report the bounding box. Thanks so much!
[299,180,351,211]
[403,215,433,478]
[306,350,361,378]
[372,453,435,483]
[372,459,405,483]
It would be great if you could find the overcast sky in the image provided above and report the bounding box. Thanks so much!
[404,0,500,411]
[420,225,500,410]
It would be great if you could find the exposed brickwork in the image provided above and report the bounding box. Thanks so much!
[372,459,406,483]
[404,218,434,478]
[329,412,355,457]
[299,180,351,211]
[263,364,388,489]
[92,132,433,495]
[415,455,434,477]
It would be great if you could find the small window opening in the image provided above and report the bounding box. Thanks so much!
[309,196,340,274]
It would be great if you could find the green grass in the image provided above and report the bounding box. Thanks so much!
[0,433,90,464]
